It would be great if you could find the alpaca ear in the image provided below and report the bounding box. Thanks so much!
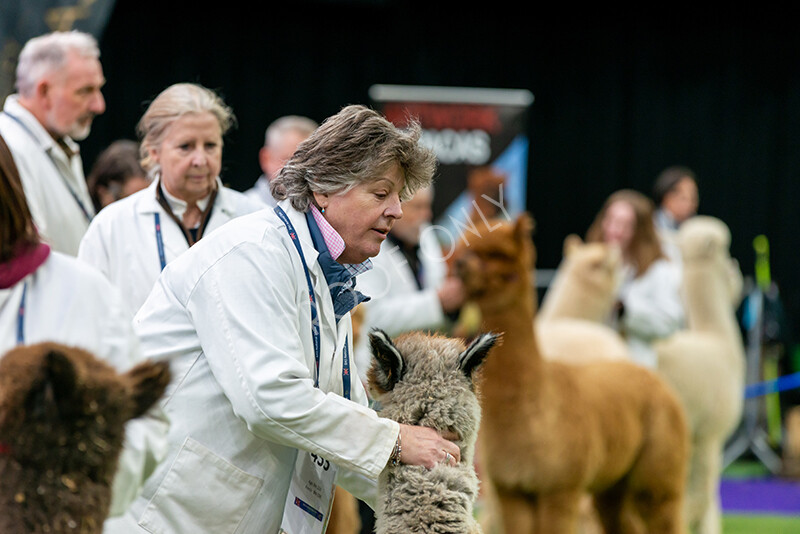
[459,333,500,379]
[563,234,582,257]
[368,329,404,392]
[125,360,171,419]
[28,349,77,420]
[514,213,535,243]
[514,213,536,266]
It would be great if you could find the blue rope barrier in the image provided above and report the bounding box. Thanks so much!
[744,371,800,399]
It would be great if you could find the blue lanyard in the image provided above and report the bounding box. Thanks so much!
[342,334,351,400]
[2,111,93,223]
[154,213,167,271]
[17,282,27,345]
[274,206,351,398]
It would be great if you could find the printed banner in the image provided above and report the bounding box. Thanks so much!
[1,0,117,99]
[370,84,533,251]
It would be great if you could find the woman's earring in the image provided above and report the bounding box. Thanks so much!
[321,207,326,214]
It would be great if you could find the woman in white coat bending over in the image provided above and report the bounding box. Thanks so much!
[104,104,461,534]
[0,133,166,518]
[77,82,262,317]
[586,189,685,368]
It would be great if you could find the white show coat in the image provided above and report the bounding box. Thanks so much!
[0,95,94,256]
[0,251,168,518]
[354,224,448,381]
[244,174,278,207]
[77,177,263,317]
[105,201,398,534]
[613,258,685,368]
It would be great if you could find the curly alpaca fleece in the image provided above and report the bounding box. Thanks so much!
[368,330,498,534]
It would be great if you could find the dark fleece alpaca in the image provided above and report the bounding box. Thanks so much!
[0,342,170,534]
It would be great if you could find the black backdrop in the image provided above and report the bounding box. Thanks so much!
[80,1,800,355]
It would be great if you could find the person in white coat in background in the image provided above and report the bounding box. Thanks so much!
[0,133,166,518]
[244,114,318,207]
[354,185,464,383]
[0,30,106,256]
[586,189,685,368]
[77,82,262,317]
[104,104,461,534]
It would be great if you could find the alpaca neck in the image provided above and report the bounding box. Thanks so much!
[477,286,543,391]
[683,268,741,341]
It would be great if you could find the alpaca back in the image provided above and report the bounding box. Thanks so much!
[367,330,497,534]
[0,343,170,534]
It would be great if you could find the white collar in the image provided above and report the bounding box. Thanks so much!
[158,177,213,223]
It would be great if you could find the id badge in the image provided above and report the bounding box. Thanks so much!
[279,450,338,534]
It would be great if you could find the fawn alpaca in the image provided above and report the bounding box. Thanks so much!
[0,342,170,534]
[455,214,689,534]
[537,235,629,363]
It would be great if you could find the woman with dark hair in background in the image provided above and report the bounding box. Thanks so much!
[586,189,685,368]
[86,139,150,212]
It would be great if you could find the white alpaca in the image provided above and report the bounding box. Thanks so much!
[654,216,745,534]
[367,329,498,534]
[537,235,629,363]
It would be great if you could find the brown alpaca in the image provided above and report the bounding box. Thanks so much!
[454,214,689,534]
[0,342,170,534]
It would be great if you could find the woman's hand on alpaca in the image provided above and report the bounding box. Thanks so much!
[397,424,460,469]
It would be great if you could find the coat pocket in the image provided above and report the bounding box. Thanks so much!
[138,436,263,534]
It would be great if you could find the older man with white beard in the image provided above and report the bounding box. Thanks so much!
[0,30,106,256]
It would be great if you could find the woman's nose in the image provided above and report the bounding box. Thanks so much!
[386,194,403,219]
[191,149,207,166]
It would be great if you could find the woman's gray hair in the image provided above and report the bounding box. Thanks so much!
[15,31,100,97]
[271,104,437,212]
[136,82,235,173]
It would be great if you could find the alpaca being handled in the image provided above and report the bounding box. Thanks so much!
[367,329,499,534]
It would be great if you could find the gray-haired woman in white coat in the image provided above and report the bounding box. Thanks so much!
[78,83,263,318]
[104,105,461,534]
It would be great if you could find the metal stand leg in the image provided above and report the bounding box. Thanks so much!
[723,289,783,474]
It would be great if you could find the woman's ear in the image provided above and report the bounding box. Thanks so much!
[148,146,160,165]
[312,191,329,211]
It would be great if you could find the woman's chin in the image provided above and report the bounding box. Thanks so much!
[338,247,378,265]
